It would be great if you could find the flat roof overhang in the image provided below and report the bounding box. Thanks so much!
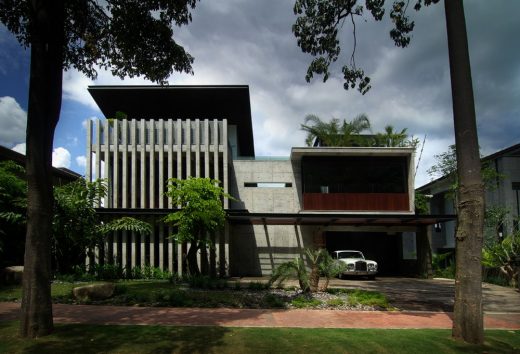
[88,85,255,157]
[290,147,415,162]
[95,208,456,227]
[227,211,456,227]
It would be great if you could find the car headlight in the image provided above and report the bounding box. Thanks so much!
[368,263,377,271]
[347,263,355,270]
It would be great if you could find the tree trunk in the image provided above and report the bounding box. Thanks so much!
[444,0,485,344]
[20,0,65,338]
[309,262,319,293]
[416,225,433,278]
[186,242,201,275]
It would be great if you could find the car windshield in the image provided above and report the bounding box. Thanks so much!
[337,251,364,259]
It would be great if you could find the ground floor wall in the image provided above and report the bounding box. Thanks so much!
[228,224,423,277]
[87,219,229,277]
[229,224,316,276]
[88,220,426,278]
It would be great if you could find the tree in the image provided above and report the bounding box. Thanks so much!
[0,161,27,267]
[301,113,371,146]
[375,125,417,147]
[164,177,231,276]
[0,0,199,337]
[53,178,152,274]
[293,0,485,343]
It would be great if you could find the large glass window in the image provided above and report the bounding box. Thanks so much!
[302,156,408,194]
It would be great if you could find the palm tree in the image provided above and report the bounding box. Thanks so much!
[301,114,371,147]
[375,125,409,147]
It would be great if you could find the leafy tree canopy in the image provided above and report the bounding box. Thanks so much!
[0,0,198,82]
[427,144,502,199]
[293,0,439,94]
[165,177,231,243]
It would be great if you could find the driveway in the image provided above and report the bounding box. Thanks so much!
[326,277,520,313]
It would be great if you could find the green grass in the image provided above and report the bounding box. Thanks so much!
[0,321,519,353]
[327,288,390,308]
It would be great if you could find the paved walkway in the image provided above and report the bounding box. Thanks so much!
[1,302,519,329]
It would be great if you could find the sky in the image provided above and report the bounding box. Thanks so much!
[0,1,519,188]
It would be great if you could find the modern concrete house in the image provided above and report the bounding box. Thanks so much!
[418,143,520,255]
[86,85,454,277]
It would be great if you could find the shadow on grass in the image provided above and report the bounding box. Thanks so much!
[1,321,230,354]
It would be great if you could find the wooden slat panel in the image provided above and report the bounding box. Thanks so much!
[303,193,409,211]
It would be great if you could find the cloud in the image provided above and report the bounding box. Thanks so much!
[52,147,71,168]
[76,155,86,168]
[12,142,26,154]
[0,96,26,146]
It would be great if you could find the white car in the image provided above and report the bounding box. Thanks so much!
[333,250,378,280]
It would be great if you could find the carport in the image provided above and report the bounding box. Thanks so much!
[228,211,457,277]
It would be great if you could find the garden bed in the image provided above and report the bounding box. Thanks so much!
[0,280,391,310]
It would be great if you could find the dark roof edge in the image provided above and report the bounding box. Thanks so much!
[417,141,520,191]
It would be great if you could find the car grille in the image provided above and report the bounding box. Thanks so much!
[355,261,367,271]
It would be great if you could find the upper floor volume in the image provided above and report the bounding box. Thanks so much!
[86,85,415,214]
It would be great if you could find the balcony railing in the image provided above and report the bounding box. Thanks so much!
[303,193,410,211]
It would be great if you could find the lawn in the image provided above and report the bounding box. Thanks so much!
[0,321,518,353]
[0,280,390,309]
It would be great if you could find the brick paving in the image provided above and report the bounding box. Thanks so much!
[1,302,519,329]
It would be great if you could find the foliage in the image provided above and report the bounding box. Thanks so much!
[164,177,233,275]
[53,179,151,274]
[431,253,456,279]
[0,161,27,265]
[414,191,430,214]
[52,179,106,272]
[427,145,503,201]
[484,206,511,246]
[270,248,333,293]
[165,177,229,242]
[290,295,322,308]
[98,217,153,235]
[319,251,346,291]
[293,0,438,94]
[482,232,520,287]
[301,114,371,147]
[301,115,417,149]
[270,256,310,292]
[374,125,419,148]
[0,1,198,83]
[1,0,201,337]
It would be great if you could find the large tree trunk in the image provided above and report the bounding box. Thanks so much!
[444,0,485,344]
[20,0,64,338]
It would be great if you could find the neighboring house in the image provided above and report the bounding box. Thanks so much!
[417,143,520,255]
[86,85,454,277]
[0,144,80,185]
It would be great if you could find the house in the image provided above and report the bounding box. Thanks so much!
[0,144,80,186]
[86,85,454,277]
[417,143,520,255]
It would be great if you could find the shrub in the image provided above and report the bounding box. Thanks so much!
[291,295,322,308]
[262,294,286,308]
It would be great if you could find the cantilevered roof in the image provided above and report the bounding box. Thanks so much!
[290,146,415,161]
[95,208,455,228]
[226,211,456,227]
[88,85,255,157]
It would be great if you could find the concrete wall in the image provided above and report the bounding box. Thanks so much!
[229,159,300,212]
[228,159,313,275]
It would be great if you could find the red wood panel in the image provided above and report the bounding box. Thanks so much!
[303,193,410,211]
